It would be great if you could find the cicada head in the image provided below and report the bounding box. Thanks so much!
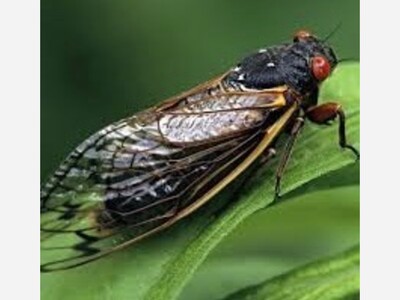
[284,30,338,92]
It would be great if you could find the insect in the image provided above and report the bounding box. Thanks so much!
[41,30,359,272]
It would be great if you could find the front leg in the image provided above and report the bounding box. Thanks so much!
[306,102,359,159]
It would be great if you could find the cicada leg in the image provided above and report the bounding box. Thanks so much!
[274,116,305,200]
[306,102,359,159]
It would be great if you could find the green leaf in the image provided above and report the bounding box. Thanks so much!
[41,63,359,300]
[180,185,359,300]
[223,246,359,300]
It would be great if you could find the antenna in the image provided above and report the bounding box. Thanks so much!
[323,22,343,43]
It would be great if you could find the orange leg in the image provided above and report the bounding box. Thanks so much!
[306,102,359,159]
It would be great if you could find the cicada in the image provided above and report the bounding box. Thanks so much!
[41,30,358,272]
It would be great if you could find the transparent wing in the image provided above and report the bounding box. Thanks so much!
[41,89,289,272]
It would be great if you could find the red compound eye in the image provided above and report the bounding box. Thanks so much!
[311,55,331,81]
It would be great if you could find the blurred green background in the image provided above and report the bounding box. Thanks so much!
[41,0,359,299]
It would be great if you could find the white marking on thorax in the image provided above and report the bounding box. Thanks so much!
[233,66,241,72]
